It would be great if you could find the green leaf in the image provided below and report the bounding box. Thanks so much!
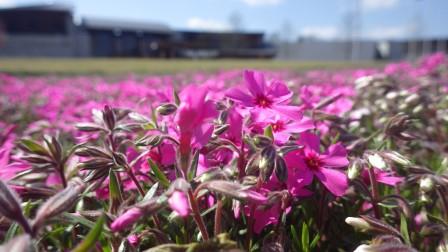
[301,222,310,252]
[400,214,411,245]
[60,213,111,237]
[4,223,19,242]
[142,122,156,130]
[187,150,200,181]
[264,125,274,140]
[290,225,300,251]
[109,170,122,202]
[143,182,159,201]
[72,215,105,252]
[173,89,181,106]
[19,139,49,156]
[148,159,170,188]
[310,233,320,249]
[151,107,159,128]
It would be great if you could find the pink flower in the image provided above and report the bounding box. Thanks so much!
[227,70,302,119]
[221,107,244,146]
[168,191,190,217]
[243,179,289,234]
[362,168,403,186]
[285,132,349,196]
[250,115,314,144]
[110,207,144,232]
[127,234,140,248]
[175,85,217,155]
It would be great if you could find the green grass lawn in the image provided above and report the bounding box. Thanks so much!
[0,58,384,76]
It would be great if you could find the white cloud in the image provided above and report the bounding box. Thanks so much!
[300,26,340,40]
[365,25,409,39]
[0,0,14,7]
[241,0,283,7]
[186,17,231,31]
[361,0,399,11]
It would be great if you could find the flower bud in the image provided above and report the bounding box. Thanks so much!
[380,151,412,167]
[274,156,288,183]
[111,207,144,232]
[412,104,424,114]
[103,105,116,130]
[253,135,273,148]
[345,217,371,231]
[156,103,177,116]
[259,146,276,181]
[419,177,434,193]
[404,93,420,106]
[367,153,387,170]
[348,159,363,180]
[112,152,128,167]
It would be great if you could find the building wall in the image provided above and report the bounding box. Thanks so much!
[275,41,377,61]
[0,34,73,57]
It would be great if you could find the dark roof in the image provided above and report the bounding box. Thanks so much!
[178,30,264,36]
[0,3,73,12]
[82,17,172,34]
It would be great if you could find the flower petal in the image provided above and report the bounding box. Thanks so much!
[297,132,320,152]
[226,87,254,106]
[315,168,348,197]
[271,105,303,120]
[244,70,265,96]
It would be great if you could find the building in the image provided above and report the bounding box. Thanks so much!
[275,38,448,61]
[82,17,173,57]
[174,30,276,58]
[0,3,82,57]
[0,3,275,58]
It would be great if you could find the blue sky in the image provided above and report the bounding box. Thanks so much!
[1,0,447,40]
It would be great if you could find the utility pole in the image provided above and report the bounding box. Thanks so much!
[351,0,362,61]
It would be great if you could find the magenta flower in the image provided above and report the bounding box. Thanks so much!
[250,115,314,144]
[110,207,144,232]
[175,85,217,155]
[168,191,190,217]
[362,168,403,186]
[285,132,349,196]
[221,107,244,146]
[127,234,140,248]
[243,178,289,234]
[227,70,302,119]
[0,129,30,181]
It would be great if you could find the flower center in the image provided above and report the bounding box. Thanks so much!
[254,95,273,108]
[271,121,285,132]
[305,151,322,171]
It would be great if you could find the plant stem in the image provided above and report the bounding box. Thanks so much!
[187,189,210,240]
[214,198,223,236]
[126,165,145,197]
[436,188,448,221]
[246,177,262,249]
[237,142,246,179]
[58,164,67,188]
[367,165,381,219]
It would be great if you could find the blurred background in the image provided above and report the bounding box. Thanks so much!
[0,0,447,74]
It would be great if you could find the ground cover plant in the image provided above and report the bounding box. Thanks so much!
[0,53,447,251]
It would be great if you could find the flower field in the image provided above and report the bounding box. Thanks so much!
[0,53,447,251]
